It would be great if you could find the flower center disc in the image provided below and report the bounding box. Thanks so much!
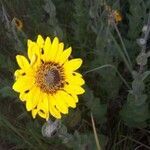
[35,62,64,94]
[45,69,60,87]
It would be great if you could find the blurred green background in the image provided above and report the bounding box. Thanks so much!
[0,0,150,149]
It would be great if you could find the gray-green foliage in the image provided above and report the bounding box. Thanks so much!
[66,131,97,150]
[120,21,150,127]
[73,0,89,45]
[120,71,150,127]
[84,0,122,100]
[43,0,63,39]
[125,0,149,60]
[83,87,107,123]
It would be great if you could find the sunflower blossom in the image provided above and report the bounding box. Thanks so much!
[13,35,85,120]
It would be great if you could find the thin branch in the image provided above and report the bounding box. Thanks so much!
[91,113,102,150]
[113,22,132,70]
[84,64,131,89]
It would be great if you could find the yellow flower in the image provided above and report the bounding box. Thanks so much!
[13,35,85,120]
[12,17,23,30]
[113,10,122,23]
[105,4,122,24]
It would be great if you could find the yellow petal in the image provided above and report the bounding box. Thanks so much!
[63,58,82,72]
[14,69,26,79]
[35,93,50,119]
[32,109,38,118]
[25,88,36,111]
[72,72,82,77]
[27,39,41,62]
[32,44,41,59]
[59,47,72,65]
[54,93,68,114]
[14,68,34,80]
[27,40,35,60]
[19,92,27,102]
[38,94,49,113]
[55,42,64,62]
[30,54,38,66]
[48,95,61,118]
[16,55,30,69]
[49,37,59,61]
[66,74,85,86]
[26,96,33,111]
[25,86,41,111]
[38,111,47,119]
[49,105,61,119]
[19,90,32,102]
[64,84,85,95]
[43,94,49,113]
[31,87,41,109]
[71,94,78,103]
[32,93,49,119]
[59,91,76,108]
[12,77,34,92]
[43,37,51,61]
[19,86,39,106]
[36,35,44,48]
[46,114,50,121]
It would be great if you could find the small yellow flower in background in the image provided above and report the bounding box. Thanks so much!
[105,4,122,24]
[113,10,122,23]
[12,35,85,120]
[12,17,23,30]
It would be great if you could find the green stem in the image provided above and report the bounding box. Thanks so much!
[109,31,132,74]
[84,64,131,89]
[113,22,132,69]
[91,113,102,150]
